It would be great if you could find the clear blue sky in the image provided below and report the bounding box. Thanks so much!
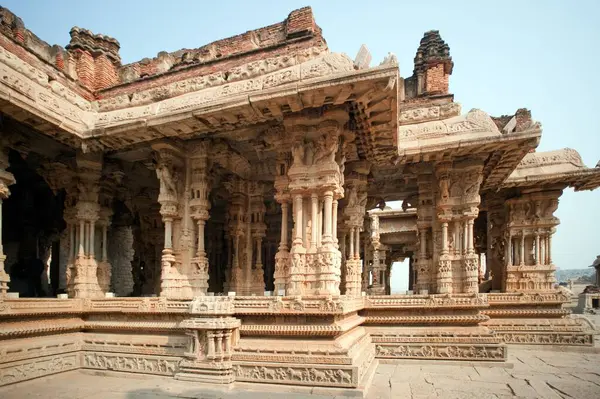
[5,1,599,287]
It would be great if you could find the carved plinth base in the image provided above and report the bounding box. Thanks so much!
[69,257,103,298]
[483,317,595,346]
[483,290,595,346]
[369,326,506,361]
[233,299,376,390]
[160,250,192,299]
[1,353,79,386]
[176,360,235,384]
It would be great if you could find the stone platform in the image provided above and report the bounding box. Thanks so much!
[1,346,600,399]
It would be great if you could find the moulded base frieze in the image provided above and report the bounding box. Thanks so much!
[233,361,357,388]
[175,359,235,384]
[233,325,375,388]
[368,326,506,362]
[80,351,180,376]
[0,352,79,386]
[483,317,595,346]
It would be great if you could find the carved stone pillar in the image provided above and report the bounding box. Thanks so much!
[96,204,113,294]
[504,189,560,292]
[67,152,104,298]
[0,145,15,295]
[415,168,434,294]
[249,181,266,295]
[342,162,369,297]
[224,177,248,295]
[434,159,484,294]
[153,143,187,298]
[189,142,211,296]
[285,115,347,296]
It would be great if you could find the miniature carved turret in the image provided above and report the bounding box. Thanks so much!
[413,30,453,96]
[66,27,121,91]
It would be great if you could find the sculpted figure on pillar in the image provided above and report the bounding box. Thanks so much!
[152,143,188,298]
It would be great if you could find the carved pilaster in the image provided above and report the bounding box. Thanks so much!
[176,297,240,384]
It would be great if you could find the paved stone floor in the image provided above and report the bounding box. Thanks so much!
[1,347,600,399]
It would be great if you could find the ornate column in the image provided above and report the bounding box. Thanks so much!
[223,177,248,295]
[504,191,560,292]
[0,145,15,295]
[67,152,103,298]
[435,159,483,294]
[96,205,113,294]
[189,142,211,296]
[415,167,434,294]
[249,181,266,295]
[342,162,369,297]
[153,143,187,298]
[285,115,347,296]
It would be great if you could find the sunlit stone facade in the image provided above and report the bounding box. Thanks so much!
[0,6,599,391]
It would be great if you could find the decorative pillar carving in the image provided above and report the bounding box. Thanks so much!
[223,177,248,295]
[189,141,211,296]
[415,167,434,294]
[504,189,560,291]
[0,145,15,295]
[342,161,369,297]
[435,159,484,294]
[176,297,240,384]
[153,143,187,298]
[285,114,348,296]
[249,181,266,295]
[67,152,104,298]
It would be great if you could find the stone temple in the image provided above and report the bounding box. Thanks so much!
[0,5,599,392]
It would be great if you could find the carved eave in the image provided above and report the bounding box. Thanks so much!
[0,42,399,155]
[502,148,600,192]
[92,61,399,152]
[396,109,542,191]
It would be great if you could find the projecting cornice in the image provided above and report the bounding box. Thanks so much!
[0,43,398,153]
[502,148,600,191]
